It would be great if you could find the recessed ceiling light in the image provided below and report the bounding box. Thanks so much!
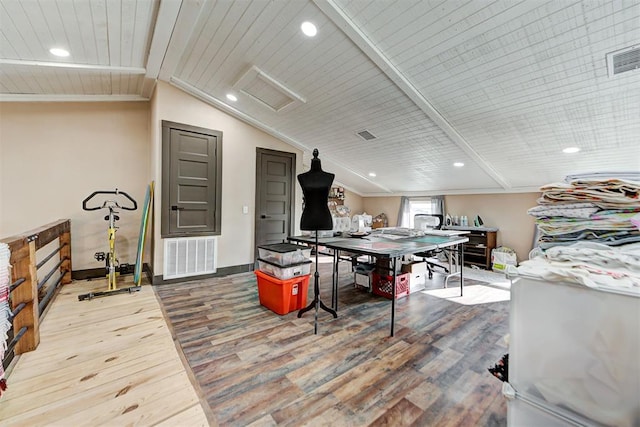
[368,172,377,177]
[562,146,580,154]
[226,93,237,102]
[453,162,464,167]
[301,21,317,37]
[49,47,69,57]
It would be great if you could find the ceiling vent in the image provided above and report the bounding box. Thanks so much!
[233,65,305,112]
[356,130,377,141]
[606,45,640,78]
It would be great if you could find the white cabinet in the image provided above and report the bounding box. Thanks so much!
[507,277,640,427]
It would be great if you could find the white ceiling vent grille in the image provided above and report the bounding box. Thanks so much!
[606,45,640,77]
[233,65,306,112]
[356,130,377,141]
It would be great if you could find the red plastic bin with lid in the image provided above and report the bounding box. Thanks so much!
[254,270,310,315]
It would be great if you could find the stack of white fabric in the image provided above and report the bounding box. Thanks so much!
[516,241,640,294]
[0,242,11,388]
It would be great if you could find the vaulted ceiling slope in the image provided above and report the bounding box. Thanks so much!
[1,0,639,196]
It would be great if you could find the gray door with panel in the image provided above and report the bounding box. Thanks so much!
[255,149,296,251]
[162,121,222,237]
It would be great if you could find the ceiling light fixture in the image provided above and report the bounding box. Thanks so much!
[453,162,464,167]
[301,21,317,37]
[368,172,377,177]
[49,47,70,57]
[226,93,237,102]
[562,147,580,154]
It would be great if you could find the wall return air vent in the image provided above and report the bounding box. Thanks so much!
[606,45,640,77]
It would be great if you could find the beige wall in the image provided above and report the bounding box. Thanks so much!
[445,193,540,263]
[363,196,401,227]
[151,82,304,274]
[0,102,150,270]
[342,188,363,215]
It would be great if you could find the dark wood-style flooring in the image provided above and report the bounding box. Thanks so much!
[155,259,509,426]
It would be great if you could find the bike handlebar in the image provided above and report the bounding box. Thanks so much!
[82,189,138,211]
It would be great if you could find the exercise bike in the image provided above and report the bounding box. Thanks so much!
[79,189,139,301]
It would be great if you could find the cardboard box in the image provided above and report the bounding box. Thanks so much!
[401,261,427,274]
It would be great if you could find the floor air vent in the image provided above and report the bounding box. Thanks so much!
[607,45,640,77]
[164,236,217,280]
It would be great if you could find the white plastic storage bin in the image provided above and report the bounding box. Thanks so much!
[258,243,311,266]
[353,263,375,289]
[257,258,312,280]
[509,277,640,427]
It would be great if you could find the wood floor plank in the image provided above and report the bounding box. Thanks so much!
[154,403,212,427]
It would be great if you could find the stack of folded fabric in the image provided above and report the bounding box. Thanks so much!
[516,172,640,293]
[529,173,640,249]
[0,242,11,396]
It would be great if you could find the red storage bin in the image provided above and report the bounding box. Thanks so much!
[254,270,310,315]
[372,272,410,299]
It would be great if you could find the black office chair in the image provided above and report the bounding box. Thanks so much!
[413,214,449,279]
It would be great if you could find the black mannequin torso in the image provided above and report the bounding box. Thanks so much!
[298,150,334,231]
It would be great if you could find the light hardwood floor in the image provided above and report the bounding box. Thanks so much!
[0,277,210,426]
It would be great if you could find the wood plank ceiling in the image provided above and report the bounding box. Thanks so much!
[1,0,639,196]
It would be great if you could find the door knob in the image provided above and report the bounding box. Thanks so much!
[261,214,271,219]
[171,205,184,211]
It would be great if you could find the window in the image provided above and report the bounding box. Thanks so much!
[408,199,433,228]
[397,196,444,228]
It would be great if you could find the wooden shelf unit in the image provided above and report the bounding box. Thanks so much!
[446,226,497,270]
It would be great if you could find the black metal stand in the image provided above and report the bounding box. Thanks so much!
[78,285,141,301]
[297,232,337,334]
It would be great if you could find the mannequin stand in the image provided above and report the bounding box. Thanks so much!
[297,233,337,334]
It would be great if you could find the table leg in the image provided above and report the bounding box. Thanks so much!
[460,242,464,297]
[391,257,397,337]
[332,250,339,311]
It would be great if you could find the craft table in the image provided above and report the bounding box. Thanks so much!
[288,232,469,336]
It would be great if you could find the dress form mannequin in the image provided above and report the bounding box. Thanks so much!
[297,149,337,331]
[298,150,334,231]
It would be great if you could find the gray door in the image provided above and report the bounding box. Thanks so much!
[162,121,222,237]
[255,149,295,253]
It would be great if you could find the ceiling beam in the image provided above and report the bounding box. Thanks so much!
[314,0,512,190]
[0,94,148,102]
[170,77,392,193]
[0,59,145,74]
[141,0,184,98]
[158,0,207,82]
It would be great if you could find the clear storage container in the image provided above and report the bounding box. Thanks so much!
[257,243,311,266]
[257,258,312,280]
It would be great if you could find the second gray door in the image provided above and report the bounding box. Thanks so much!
[255,149,295,252]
